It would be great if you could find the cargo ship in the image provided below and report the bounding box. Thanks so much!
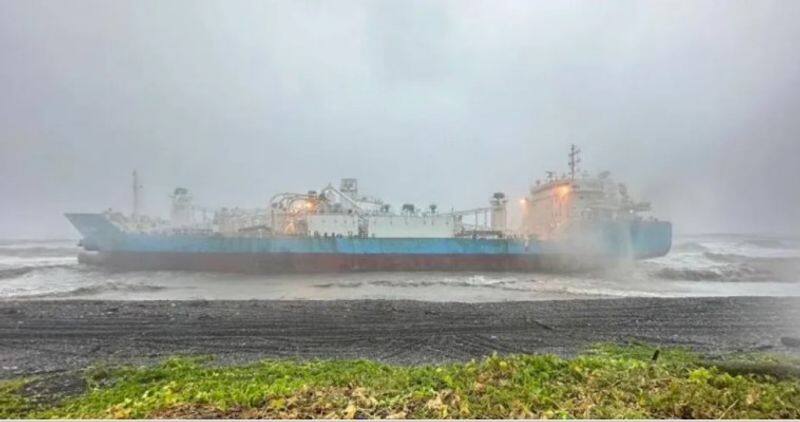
[66,146,671,273]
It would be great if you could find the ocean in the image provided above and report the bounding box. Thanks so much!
[1,234,799,301]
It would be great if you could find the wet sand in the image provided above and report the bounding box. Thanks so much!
[1,297,799,378]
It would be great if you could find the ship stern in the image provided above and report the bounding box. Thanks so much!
[630,220,672,259]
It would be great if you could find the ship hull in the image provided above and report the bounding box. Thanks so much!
[67,213,672,273]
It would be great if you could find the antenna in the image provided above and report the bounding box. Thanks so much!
[132,170,142,218]
[568,144,581,180]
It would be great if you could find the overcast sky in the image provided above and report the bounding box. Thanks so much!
[1,0,799,238]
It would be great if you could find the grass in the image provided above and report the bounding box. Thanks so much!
[2,344,799,419]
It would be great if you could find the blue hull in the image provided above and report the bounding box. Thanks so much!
[66,213,671,273]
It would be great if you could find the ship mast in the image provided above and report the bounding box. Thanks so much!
[568,144,581,180]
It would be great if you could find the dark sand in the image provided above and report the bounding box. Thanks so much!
[2,297,799,378]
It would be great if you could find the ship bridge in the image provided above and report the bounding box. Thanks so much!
[520,145,654,240]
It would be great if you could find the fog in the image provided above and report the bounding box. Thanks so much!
[2,0,799,238]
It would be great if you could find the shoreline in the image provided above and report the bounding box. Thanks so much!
[2,296,799,378]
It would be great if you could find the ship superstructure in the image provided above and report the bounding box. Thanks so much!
[66,147,671,273]
[521,145,655,240]
[268,178,507,239]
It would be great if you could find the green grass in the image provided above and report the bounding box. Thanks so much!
[2,344,800,419]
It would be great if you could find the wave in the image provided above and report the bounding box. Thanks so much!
[702,252,800,263]
[703,252,751,263]
[367,277,528,291]
[314,281,364,288]
[652,261,798,282]
[672,242,709,253]
[0,246,78,258]
[653,267,731,281]
[561,286,666,298]
[16,282,167,299]
[0,266,38,279]
[737,238,797,250]
[0,264,76,280]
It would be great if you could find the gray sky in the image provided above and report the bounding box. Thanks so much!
[2,0,799,238]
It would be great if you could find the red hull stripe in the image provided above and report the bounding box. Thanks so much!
[82,251,609,273]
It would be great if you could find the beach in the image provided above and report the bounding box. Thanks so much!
[2,296,799,378]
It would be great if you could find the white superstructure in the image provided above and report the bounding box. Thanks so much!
[520,145,653,240]
[269,179,508,238]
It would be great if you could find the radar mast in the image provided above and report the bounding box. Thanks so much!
[568,144,581,180]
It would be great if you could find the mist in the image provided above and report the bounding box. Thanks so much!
[2,0,799,238]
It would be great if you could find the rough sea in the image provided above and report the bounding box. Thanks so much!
[1,234,799,301]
